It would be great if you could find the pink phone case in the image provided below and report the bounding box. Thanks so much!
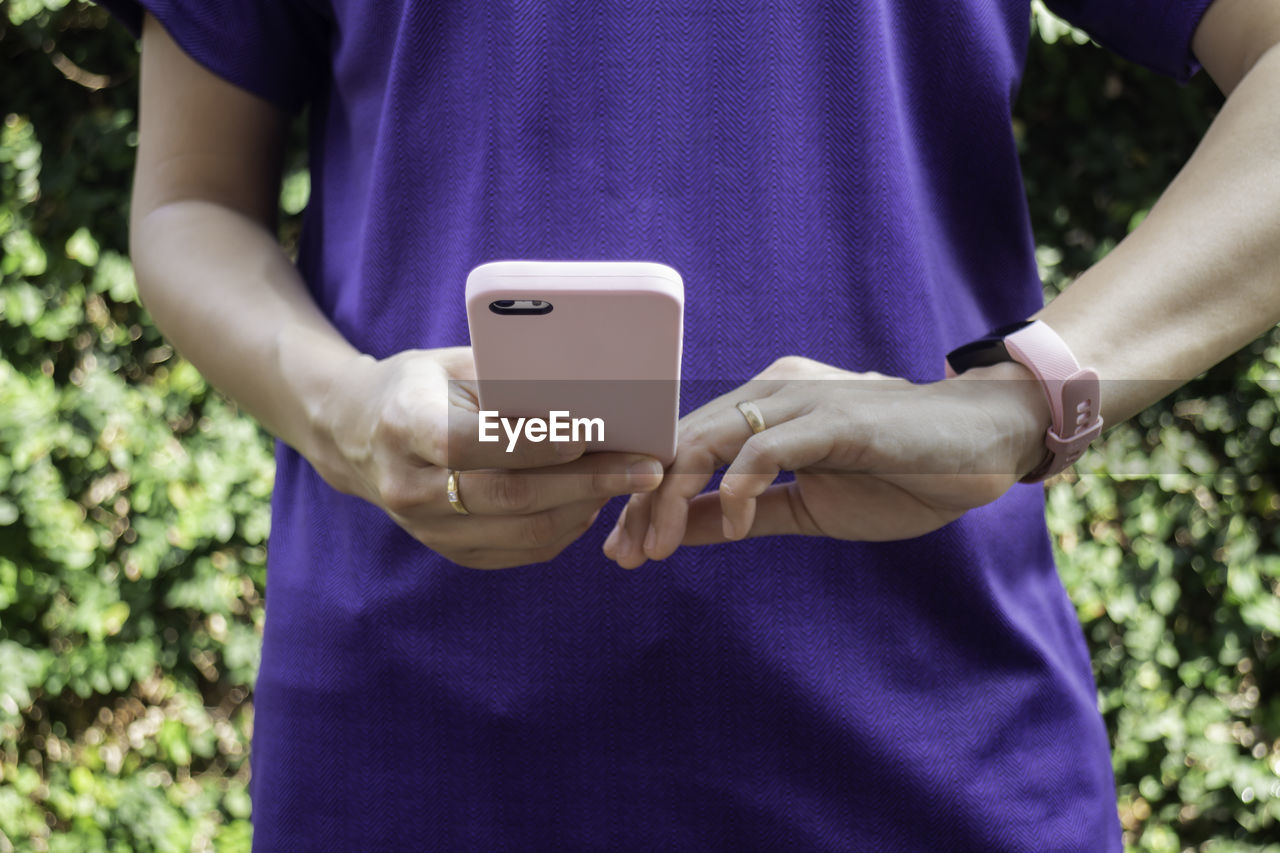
[465,260,684,465]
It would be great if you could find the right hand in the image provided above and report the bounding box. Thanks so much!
[308,346,664,569]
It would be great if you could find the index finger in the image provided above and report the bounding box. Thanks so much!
[451,452,664,516]
[640,385,807,559]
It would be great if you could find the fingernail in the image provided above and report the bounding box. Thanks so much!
[603,524,620,555]
[643,525,657,555]
[722,515,737,540]
[626,458,663,489]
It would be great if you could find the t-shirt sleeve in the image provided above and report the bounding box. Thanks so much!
[92,0,331,114]
[1040,0,1219,83]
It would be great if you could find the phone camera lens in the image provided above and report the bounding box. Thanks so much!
[495,300,514,307]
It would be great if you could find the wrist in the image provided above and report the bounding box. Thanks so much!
[275,323,371,474]
[951,360,1053,481]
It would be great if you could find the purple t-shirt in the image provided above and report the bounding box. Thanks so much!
[100,1,1214,849]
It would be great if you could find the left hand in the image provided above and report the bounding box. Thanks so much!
[601,355,1052,569]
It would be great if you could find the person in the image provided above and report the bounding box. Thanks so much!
[96,0,1280,849]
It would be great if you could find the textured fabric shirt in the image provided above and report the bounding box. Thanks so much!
[99,1,1215,849]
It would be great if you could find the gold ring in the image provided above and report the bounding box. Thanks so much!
[446,469,470,515]
[735,400,767,435]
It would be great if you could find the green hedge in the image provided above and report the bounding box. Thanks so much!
[1024,10,1280,851]
[1,2,1277,850]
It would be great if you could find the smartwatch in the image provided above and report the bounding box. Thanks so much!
[945,319,1104,483]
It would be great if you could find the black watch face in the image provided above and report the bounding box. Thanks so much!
[945,320,1033,375]
[989,319,1035,338]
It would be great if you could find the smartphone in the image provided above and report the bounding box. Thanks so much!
[465,260,684,465]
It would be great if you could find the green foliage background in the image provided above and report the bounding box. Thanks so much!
[1,2,1277,850]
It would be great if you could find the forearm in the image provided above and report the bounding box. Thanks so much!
[1035,42,1280,427]
[130,199,365,466]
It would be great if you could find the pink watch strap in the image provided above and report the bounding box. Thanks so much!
[1002,321,1104,482]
